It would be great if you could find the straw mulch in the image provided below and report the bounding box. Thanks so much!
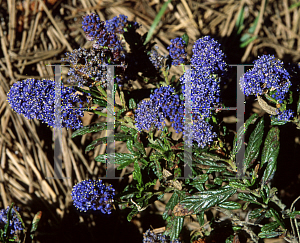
[0,0,299,242]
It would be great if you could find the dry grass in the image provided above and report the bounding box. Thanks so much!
[0,0,299,242]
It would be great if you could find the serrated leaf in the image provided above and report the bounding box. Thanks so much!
[238,193,261,205]
[243,117,264,171]
[126,140,138,156]
[133,160,143,187]
[72,122,109,138]
[218,201,241,210]
[261,127,280,185]
[231,113,259,158]
[127,207,138,222]
[30,211,42,239]
[133,134,146,156]
[214,177,223,185]
[181,185,236,212]
[258,231,284,238]
[181,33,189,46]
[261,221,280,232]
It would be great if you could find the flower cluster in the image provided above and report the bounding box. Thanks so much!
[0,206,24,236]
[240,54,291,100]
[7,78,86,130]
[143,229,181,243]
[167,37,187,66]
[191,36,228,76]
[271,109,294,121]
[71,179,115,214]
[135,86,183,132]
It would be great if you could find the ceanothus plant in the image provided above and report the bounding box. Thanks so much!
[7,13,300,243]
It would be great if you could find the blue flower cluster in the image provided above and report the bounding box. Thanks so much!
[135,86,184,132]
[191,36,227,76]
[7,79,86,130]
[71,179,115,214]
[0,206,24,236]
[143,229,181,243]
[240,54,291,99]
[271,109,294,121]
[167,37,187,66]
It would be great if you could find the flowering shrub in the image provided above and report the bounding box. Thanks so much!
[6,12,300,243]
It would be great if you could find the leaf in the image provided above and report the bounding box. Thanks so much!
[72,122,110,138]
[75,86,101,98]
[30,211,42,239]
[181,33,189,46]
[261,221,280,232]
[93,98,107,107]
[181,185,236,213]
[127,207,138,222]
[126,140,139,156]
[95,152,135,163]
[229,181,247,190]
[231,113,259,159]
[197,212,205,226]
[133,133,146,156]
[85,133,133,153]
[248,208,266,219]
[297,94,300,115]
[238,193,262,206]
[4,204,14,238]
[269,208,285,229]
[243,116,264,171]
[144,0,172,45]
[218,201,241,210]
[287,211,300,219]
[258,231,284,238]
[133,160,143,187]
[261,127,280,185]
[129,98,137,109]
[169,216,184,241]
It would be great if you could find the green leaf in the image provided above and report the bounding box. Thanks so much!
[72,122,111,138]
[181,185,236,212]
[258,231,284,238]
[95,152,135,163]
[144,0,172,45]
[197,212,205,226]
[235,6,244,35]
[269,208,285,229]
[231,113,259,159]
[129,98,137,110]
[240,36,257,48]
[297,94,300,115]
[163,191,180,220]
[261,127,280,185]
[181,33,189,46]
[133,160,143,187]
[214,177,223,185]
[30,211,42,239]
[75,86,101,98]
[287,211,300,219]
[249,208,266,219]
[261,221,280,232]
[243,116,264,171]
[126,140,138,156]
[127,207,138,221]
[238,193,262,206]
[85,133,133,153]
[133,133,146,156]
[93,98,107,107]
[218,201,241,210]
[229,181,247,190]
[169,217,184,241]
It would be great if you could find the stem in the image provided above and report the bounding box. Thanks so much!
[162,68,169,85]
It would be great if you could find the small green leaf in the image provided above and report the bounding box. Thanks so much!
[249,208,266,219]
[214,177,223,185]
[238,193,261,206]
[30,211,42,239]
[229,181,247,190]
[133,160,143,187]
[129,98,137,110]
[258,231,284,238]
[287,211,300,219]
[72,122,112,138]
[93,98,107,107]
[197,212,205,226]
[261,221,280,232]
[163,191,180,220]
[261,127,280,185]
[269,208,285,229]
[243,116,264,171]
[181,33,189,46]
[126,140,138,155]
[127,207,138,222]
[218,201,241,210]
[169,217,184,241]
[297,94,300,115]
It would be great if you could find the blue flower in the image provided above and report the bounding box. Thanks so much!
[7,78,86,130]
[0,206,24,236]
[71,179,115,214]
[167,37,187,66]
[191,36,228,76]
[240,54,291,99]
[105,14,140,34]
[82,13,105,41]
